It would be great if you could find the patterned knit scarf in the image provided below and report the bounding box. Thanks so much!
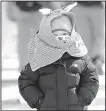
[28,4,88,71]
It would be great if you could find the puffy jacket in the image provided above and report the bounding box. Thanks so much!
[18,52,99,110]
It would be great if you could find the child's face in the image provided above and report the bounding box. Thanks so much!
[51,15,72,43]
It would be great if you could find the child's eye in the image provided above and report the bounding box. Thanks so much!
[63,33,68,35]
[54,33,57,36]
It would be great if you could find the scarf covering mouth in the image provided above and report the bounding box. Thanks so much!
[28,6,88,71]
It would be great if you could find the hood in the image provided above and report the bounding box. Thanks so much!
[37,10,76,49]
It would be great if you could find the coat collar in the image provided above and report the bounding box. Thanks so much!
[53,52,81,65]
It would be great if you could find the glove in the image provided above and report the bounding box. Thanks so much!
[35,96,44,110]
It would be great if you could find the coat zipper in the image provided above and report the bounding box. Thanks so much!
[56,58,68,110]
[56,68,59,110]
[56,58,63,110]
[60,58,68,110]
[63,62,68,110]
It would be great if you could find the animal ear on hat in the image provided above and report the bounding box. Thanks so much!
[39,8,52,16]
[62,2,77,12]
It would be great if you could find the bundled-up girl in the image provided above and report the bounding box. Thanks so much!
[18,2,99,110]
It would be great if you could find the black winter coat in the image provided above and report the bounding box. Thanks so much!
[18,52,99,110]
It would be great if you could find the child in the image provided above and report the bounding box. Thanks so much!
[18,3,99,110]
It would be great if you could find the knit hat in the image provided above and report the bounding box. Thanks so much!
[28,2,88,71]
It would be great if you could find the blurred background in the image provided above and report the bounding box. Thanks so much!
[2,1,105,110]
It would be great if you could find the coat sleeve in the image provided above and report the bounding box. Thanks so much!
[18,63,44,109]
[76,54,99,108]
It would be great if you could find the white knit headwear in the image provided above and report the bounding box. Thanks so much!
[28,3,88,71]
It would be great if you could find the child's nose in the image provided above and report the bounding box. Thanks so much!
[58,36,63,41]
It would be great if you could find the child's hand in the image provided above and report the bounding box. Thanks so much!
[67,64,81,74]
[35,96,45,109]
